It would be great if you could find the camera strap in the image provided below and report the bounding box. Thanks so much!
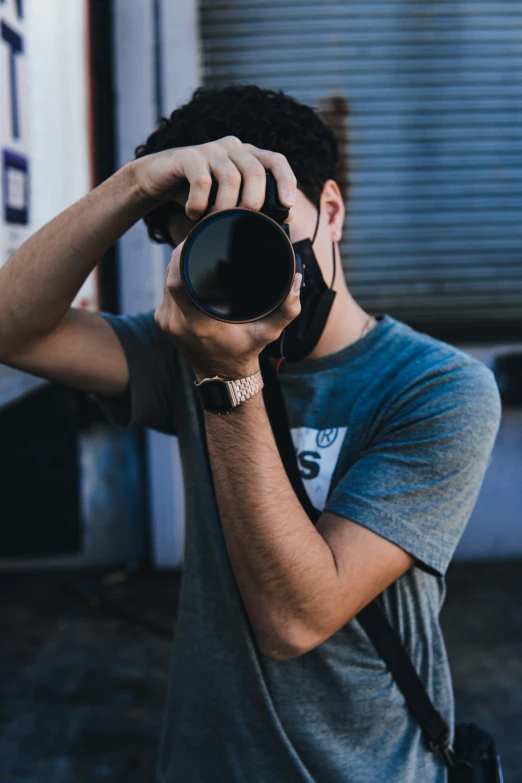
[257,352,454,765]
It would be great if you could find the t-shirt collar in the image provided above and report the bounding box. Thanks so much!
[279,314,395,375]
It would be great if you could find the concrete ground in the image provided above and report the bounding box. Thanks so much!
[0,560,521,783]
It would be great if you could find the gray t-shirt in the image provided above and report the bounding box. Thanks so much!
[96,312,501,783]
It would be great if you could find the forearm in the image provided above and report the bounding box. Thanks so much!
[0,161,153,355]
[203,385,340,660]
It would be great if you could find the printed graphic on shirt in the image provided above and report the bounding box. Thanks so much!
[290,426,348,511]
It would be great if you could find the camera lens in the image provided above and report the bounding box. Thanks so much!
[181,209,295,322]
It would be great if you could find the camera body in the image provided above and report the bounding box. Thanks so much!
[206,172,291,227]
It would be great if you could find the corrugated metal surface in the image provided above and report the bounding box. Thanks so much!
[199,1,522,331]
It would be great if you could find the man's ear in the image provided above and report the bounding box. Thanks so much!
[320,180,345,242]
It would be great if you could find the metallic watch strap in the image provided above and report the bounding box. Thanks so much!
[229,370,264,404]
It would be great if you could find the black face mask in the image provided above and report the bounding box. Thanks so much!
[263,212,337,365]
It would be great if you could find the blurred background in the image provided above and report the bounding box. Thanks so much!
[0,0,521,781]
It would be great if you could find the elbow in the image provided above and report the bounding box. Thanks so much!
[256,623,325,662]
[258,640,300,662]
[255,605,356,661]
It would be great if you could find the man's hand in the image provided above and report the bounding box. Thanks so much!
[137,135,302,378]
[154,241,302,380]
[133,135,297,219]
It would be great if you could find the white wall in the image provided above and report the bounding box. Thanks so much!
[0,0,97,410]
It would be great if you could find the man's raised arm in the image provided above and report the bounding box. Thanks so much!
[0,136,300,398]
[0,161,158,398]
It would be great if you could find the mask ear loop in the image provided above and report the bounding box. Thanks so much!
[311,208,321,246]
[311,207,337,290]
[330,241,337,289]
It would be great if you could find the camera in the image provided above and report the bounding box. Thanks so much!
[180,173,300,323]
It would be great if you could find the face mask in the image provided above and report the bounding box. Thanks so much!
[263,211,337,365]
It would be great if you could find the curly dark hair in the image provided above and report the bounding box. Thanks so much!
[134,84,339,246]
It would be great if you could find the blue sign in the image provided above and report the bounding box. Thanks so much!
[1,2,29,226]
[2,148,28,224]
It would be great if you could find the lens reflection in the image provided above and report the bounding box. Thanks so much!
[183,212,293,320]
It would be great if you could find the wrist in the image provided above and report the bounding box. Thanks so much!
[203,389,264,419]
[124,159,164,215]
[196,364,264,416]
[193,360,261,383]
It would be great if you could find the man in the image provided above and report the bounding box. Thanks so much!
[0,85,501,782]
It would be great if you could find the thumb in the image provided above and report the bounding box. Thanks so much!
[165,241,192,308]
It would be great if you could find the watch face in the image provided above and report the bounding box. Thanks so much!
[199,379,233,413]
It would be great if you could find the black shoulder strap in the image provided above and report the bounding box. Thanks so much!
[356,602,451,756]
[260,351,321,524]
[258,352,452,761]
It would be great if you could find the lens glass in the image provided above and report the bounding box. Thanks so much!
[183,211,293,320]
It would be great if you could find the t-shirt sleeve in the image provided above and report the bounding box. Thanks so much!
[92,310,181,435]
[323,357,502,576]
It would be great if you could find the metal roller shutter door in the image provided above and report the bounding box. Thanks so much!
[199,1,522,338]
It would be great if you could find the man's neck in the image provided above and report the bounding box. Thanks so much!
[267,282,373,368]
[305,283,372,361]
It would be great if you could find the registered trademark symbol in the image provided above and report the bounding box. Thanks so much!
[316,428,339,448]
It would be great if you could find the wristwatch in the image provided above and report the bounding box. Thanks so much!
[194,370,264,414]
